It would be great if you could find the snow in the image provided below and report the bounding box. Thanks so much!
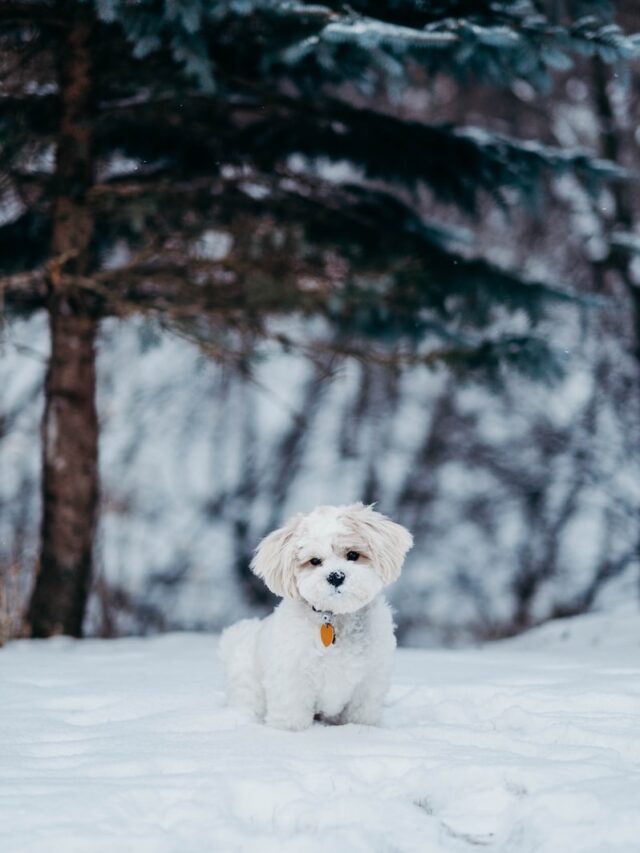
[2,607,639,852]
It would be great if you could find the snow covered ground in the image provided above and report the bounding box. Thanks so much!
[2,607,639,853]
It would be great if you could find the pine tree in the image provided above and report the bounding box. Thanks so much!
[1,0,638,636]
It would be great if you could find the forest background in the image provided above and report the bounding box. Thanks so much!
[1,0,639,645]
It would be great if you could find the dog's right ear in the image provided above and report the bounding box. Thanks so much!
[250,513,303,598]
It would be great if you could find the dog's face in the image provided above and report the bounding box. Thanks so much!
[250,504,413,614]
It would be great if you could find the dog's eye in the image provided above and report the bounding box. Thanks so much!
[346,551,360,562]
[309,557,323,566]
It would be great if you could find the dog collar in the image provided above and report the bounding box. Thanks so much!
[319,611,336,647]
[311,605,336,647]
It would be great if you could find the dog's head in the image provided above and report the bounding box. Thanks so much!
[250,503,413,613]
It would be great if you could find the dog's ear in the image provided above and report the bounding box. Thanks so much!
[347,503,413,585]
[250,513,303,598]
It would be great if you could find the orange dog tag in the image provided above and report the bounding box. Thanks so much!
[320,623,335,647]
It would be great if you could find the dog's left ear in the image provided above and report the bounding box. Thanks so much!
[250,513,303,598]
[347,503,413,584]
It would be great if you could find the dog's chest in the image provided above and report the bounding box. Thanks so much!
[313,628,368,716]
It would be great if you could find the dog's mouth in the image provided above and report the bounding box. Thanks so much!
[302,590,370,616]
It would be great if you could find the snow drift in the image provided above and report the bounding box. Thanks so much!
[2,606,639,852]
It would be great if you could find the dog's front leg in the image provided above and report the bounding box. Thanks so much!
[340,668,390,726]
[264,676,315,731]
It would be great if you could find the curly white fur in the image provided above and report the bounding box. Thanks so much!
[219,503,413,731]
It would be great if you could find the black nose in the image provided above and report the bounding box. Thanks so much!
[327,571,345,588]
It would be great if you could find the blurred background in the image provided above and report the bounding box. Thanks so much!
[1,0,639,645]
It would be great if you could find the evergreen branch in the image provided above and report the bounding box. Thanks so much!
[0,1,65,27]
[1,175,587,335]
[274,7,640,89]
[87,174,590,330]
[268,330,567,384]
[0,93,60,132]
[0,267,47,312]
[87,93,626,211]
[235,100,626,207]
[425,334,566,383]
[317,0,618,33]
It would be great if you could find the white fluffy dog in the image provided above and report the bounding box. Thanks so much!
[219,503,413,731]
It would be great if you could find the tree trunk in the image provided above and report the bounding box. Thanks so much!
[591,55,640,575]
[27,14,99,638]
[592,57,640,355]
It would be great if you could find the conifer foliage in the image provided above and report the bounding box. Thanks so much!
[3,1,638,360]
[0,0,638,635]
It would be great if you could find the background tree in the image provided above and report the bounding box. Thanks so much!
[0,0,638,637]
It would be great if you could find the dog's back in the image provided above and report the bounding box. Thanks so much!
[218,618,265,715]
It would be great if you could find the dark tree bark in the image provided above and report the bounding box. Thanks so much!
[27,14,99,637]
[592,58,639,343]
[591,51,640,578]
